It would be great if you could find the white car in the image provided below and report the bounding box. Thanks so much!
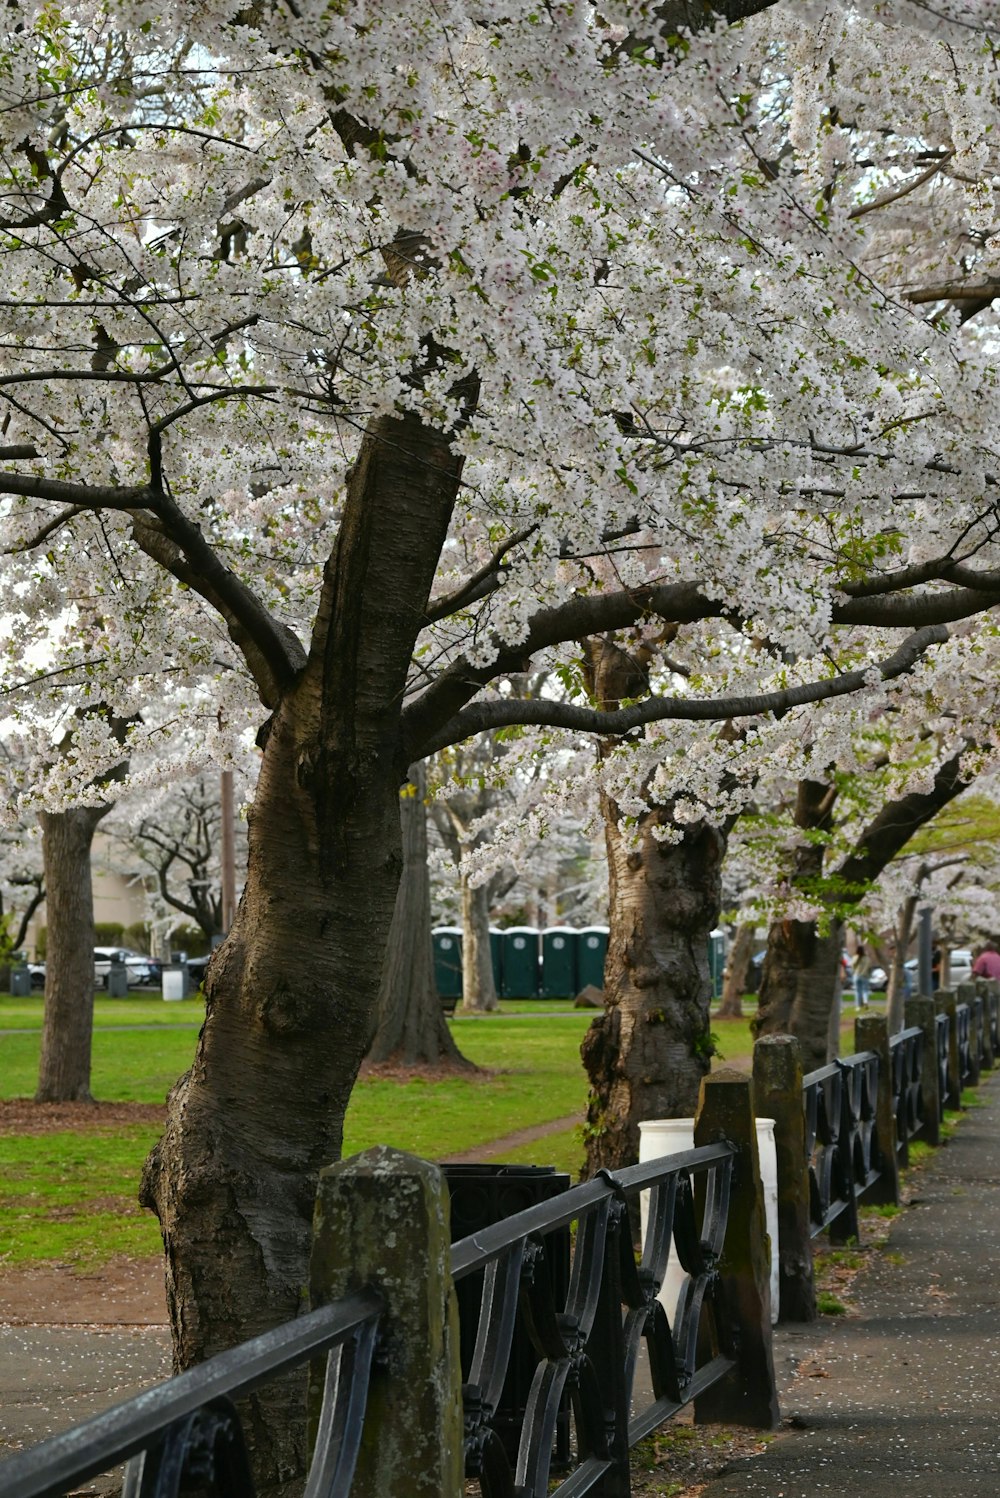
[93,947,156,988]
[904,948,973,988]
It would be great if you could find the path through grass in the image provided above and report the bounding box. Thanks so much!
[2,995,867,1269]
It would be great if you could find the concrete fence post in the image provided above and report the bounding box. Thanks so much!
[935,990,962,1111]
[854,1014,900,1207]
[693,1067,780,1429]
[752,1035,816,1323]
[956,982,982,1086]
[905,996,941,1146]
[309,1145,464,1498]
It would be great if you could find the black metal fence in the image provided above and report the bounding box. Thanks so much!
[802,1051,880,1243]
[0,1290,385,1498]
[0,1075,777,1498]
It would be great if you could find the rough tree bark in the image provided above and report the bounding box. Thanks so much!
[459,874,498,1012]
[581,636,725,1175]
[717,920,756,1018]
[368,761,468,1065]
[35,805,109,1102]
[140,407,471,1489]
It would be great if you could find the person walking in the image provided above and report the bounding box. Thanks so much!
[973,941,1000,981]
[853,943,873,1009]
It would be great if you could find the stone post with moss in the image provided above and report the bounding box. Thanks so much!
[309,1145,464,1498]
[855,1013,900,1207]
[905,995,941,1146]
[935,990,962,1111]
[692,1067,780,1429]
[752,1034,816,1323]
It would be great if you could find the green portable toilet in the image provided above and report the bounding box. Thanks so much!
[577,926,609,991]
[542,927,578,998]
[489,928,504,993]
[501,927,539,998]
[432,927,463,1001]
[708,928,727,1000]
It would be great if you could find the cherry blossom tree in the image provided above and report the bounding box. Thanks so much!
[4,0,1000,1480]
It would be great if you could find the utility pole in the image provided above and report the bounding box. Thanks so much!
[221,769,236,933]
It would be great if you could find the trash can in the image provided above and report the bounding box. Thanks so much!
[106,958,129,997]
[500,927,539,998]
[443,1163,571,1463]
[432,927,463,1003]
[162,963,188,1001]
[541,927,578,998]
[577,926,609,990]
[10,964,31,996]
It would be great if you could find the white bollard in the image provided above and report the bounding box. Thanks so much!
[638,1116,779,1325]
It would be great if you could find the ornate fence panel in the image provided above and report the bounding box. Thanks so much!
[888,1026,924,1169]
[0,1292,385,1498]
[935,1012,950,1120]
[802,1051,880,1243]
[956,1002,972,1088]
[452,1144,739,1498]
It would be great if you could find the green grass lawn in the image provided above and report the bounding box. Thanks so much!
[0,995,849,1270]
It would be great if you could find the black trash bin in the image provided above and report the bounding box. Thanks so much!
[443,1163,571,1465]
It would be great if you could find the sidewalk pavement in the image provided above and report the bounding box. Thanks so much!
[701,1066,1000,1496]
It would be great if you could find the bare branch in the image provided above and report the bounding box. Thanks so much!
[423,524,539,625]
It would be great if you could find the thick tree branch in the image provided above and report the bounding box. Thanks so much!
[835,744,972,894]
[416,624,948,758]
[0,465,305,706]
[403,578,722,755]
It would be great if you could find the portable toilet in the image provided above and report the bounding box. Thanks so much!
[577,926,609,990]
[489,928,505,994]
[432,927,464,1001]
[542,927,578,998]
[501,927,540,998]
[708,928,727,1000]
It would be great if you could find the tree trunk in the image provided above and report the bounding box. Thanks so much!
[140,405,471,1490]
[35,805,108,1102]
[887,894,919,1033]
[717,921,755,1018]
[582,800,725,1174]
[754,918,844,1074]
[459,873,498,1012]
[580,635,724,1176]
[368,762,468,1064]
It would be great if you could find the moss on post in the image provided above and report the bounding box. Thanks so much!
[855,1014,899,1207]
[309,1145,464,1498]
[905,996,940,1146]
[693,1068,780,1429]
[752,1035,816,1323]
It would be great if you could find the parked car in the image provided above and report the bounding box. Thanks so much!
[904,948,973,989]
[28,961,45,990]
[93,947,157,988]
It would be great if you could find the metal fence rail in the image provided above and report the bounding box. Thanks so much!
[0,1291,385,1498]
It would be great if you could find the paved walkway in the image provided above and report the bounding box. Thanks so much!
[701,1066,1000,1496]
